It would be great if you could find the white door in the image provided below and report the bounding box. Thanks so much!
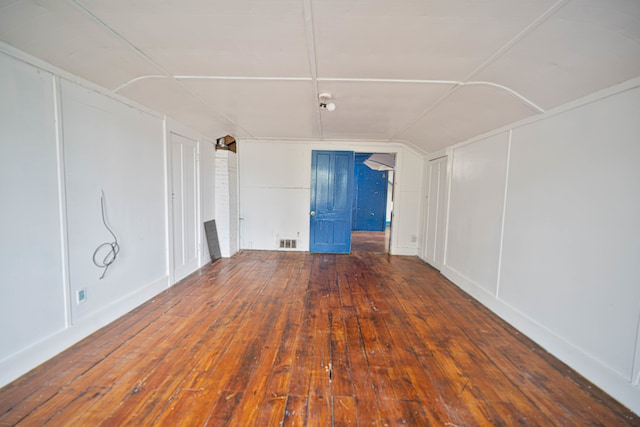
[171,132,199,281]
[424,156,447,269]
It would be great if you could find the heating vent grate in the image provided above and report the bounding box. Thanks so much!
[279,239,297,249]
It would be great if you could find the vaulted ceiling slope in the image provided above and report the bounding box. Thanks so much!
[1,0,639,153]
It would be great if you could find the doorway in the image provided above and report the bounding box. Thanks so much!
[351,153,395,253]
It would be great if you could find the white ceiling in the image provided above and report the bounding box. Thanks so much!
[1,0,639,153]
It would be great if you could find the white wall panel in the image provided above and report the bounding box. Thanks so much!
[241,187,311,251]
[0,53,65,362]
[397,146,422,193]
[239,141,311,251]
[394,147,423,254]
[392,190,421,254]
[240,141,311,189]
[61,80,167,324]
[500,87,640,381]
[445,132,509,295]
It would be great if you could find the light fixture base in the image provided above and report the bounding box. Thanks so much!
[319,93,336,111]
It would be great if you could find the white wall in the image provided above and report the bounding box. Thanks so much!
[200,138,216,264]
[394,147,423,253]
[215,149,239,257]
[434,79,640,414]
[446,133,509,295]
[0,47,217,387]
[0,52,66,363]
[61,80,168,324]
[239,140,423,255]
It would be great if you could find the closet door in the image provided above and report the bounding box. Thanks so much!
[170,132,199,281]
[424,156,447,269]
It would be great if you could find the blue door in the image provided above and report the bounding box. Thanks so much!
[309,150,354,253]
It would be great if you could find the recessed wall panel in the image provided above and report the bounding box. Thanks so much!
[0,52,66,361]
[61,79,167,324]
[499,87,640,380]
[445,132,509,295]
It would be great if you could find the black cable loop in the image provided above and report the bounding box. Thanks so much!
[93,192,120,279]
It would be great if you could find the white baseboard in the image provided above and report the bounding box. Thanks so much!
[441,264,640,415]
[392,246,419,256]
[0,275,169,388]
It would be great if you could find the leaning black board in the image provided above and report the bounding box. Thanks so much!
[204,220,222,262]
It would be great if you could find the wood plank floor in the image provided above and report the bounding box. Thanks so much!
[351,230,389,253]
[1,251,638,426]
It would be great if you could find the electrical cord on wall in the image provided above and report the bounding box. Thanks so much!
[93,190,120,279]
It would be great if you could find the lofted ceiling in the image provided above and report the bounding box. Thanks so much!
[1,0,639,153]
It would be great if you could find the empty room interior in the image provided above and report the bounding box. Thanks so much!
[1,0,640,425]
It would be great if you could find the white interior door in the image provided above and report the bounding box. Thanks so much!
[424,156,448,269]
[171,132,199,281]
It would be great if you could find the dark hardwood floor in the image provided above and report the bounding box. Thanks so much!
[0,250,638,426]
[351,228,389,253]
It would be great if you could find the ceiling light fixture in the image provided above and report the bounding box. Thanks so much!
[319,92,336,111]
